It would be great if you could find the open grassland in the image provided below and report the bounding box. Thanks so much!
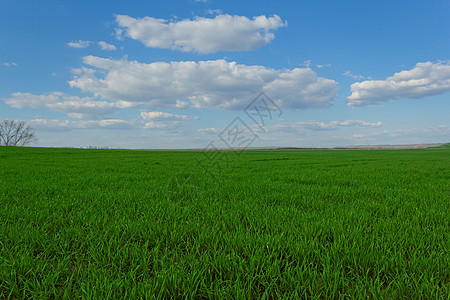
[0,146,449,299]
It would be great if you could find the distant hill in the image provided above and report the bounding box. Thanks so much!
[332,143,447,150]
[431,143,450,149]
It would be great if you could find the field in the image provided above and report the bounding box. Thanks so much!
[0,146,449,298]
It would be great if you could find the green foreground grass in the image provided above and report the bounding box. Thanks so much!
[0,146,449,299]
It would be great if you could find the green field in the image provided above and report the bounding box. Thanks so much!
[0,146,449,299]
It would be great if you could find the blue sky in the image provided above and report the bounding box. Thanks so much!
[1,0,449,148]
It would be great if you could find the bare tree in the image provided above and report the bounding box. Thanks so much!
[0,120,38,146]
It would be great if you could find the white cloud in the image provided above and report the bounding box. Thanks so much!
[175,100,190,109]
[273,119,382,132]
[68,56,337,110]
[301,60,312,68]
[343,71,370,80]
[115,14,287,53]
[205,9,222,15]
[264,68,337,109]
[347,61,450,106]
[66,40,92,48]
[28,110,199,132]
[301,61,331,69]
[317,64,331,69]
[2,92,129,118]
[197,127,218,134]
[348,125,450,144]
[140,111,198,120]
[139,111,198,130]
[29,118,133,131]
[3,62,17,67]
[98,41,117,51]
[338,120,382,127]
[142,121,182,130]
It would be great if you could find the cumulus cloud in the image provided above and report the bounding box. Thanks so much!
[347,61,450,106]
[66,40,92,48]
[98,41,117,51]
[68,56,337,110]
[2,92,130,118]
[115,14,287,53]
[264,68,337,109]
[273,119,382,132]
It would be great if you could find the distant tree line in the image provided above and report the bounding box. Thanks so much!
[0,120,37,146]
[86,146,111,149]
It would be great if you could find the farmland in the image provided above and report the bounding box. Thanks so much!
[0,146,449,298]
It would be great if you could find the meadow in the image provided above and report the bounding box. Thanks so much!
[0,146,449,299]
